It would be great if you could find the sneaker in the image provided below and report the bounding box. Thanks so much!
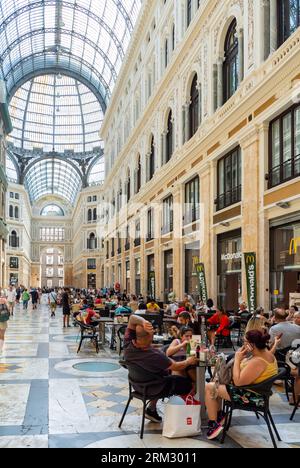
[207,422,224,440]
[145,408,162,423]
[217,412,226,426]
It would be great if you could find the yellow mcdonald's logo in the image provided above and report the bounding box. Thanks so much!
[245,254,255,265]
[289,237,300,255]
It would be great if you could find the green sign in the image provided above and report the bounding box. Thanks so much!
[194,262,208,304]
[244,252,257,314]
[148,271,156,299]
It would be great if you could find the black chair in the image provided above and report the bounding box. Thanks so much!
[117,325,127,356]
[290,396,300,421]
[119,362,166,439]
[277,361,296,404]
[221,369,286,448]
[215,326,236,351]
[75,320,99,354]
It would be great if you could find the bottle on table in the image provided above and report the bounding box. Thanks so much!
[186,341,191,357]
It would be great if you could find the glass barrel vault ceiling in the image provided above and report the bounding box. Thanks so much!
[0,0,142,103]
[1,0,142,204]
[24,158,82,205]
[9,75,104,154]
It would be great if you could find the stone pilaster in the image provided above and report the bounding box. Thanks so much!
[240,128,260,305]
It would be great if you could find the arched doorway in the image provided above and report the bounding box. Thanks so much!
[40,247,64,289]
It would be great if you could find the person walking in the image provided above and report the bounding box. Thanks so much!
[30,288,39,310]
[61,288,71,328]
[0,296,10,355]
[22,288,30,310]
[7,286,16,316]
[48,289,57,318]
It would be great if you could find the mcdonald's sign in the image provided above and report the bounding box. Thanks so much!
[194,262,208,304]
[289,237,300,255]
[245,254,256,265]
[244,252,257,314]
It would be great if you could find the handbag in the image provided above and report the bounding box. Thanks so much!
[0,305,10,323]
[162,395,201,438]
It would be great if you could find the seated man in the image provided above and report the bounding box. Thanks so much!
[146,299,160,313]
[207,308,231,346]
[78,308,100,326]
[270,308,300,358]
[178,311,200,335]
[124,315,198,422]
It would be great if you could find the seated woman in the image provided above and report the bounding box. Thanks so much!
[166,326,196,385]
[178,311,200,335]
[205,330,278,440]
[207,308,230,346]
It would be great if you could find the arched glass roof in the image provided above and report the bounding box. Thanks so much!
[0,0,142,105]
[24,158,82,205]
[8,75,104,154]
[6,154,18,182]
[41,204,65,216]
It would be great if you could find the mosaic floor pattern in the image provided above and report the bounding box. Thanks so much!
[0,302,300,448]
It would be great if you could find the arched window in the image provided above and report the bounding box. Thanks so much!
[187,0,192,28]
[172,24,175,51]
[166,111,174,162]
[126,170,131,202]
[189,75,199,139]
[87,233,97,250]
[278,0,300,46]
[136,155,141,194]
[10,230,19,248]
[223,19,239,104]
[9,205,13,218]
[149,136,155,181]
[88,209,92,222]
[14,206,19,219]
[165,39,169,68]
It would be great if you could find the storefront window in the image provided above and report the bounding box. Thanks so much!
[217,230,242,312]
[270,220,300,308]
[126,260,130,293]
[135,258,141,295]
[185,241,200,302]
[147,254,155,299]
[164,250,173,302]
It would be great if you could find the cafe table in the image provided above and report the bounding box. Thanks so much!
[94,317,114,345]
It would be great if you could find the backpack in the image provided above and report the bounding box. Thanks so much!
[0,304,10,323]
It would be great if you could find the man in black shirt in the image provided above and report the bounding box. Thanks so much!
[124,315,198,422]
[61,288,71,328]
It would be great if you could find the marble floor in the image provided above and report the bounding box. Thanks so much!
[0,302,300,449]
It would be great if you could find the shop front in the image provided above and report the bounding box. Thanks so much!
[270,216,300,309]
[217,229,242,312]
[126,260,130,293]
[135,258,141,296]
[164,250,173,303]
[184,241,200,302]
[147,254,155,299]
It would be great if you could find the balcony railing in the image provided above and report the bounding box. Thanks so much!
[134,238,141,247]
[161,222,174,235]
[184,207,200,225]
[146,233,154,242]
[215,185,242,211]
[268,155,300,189]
